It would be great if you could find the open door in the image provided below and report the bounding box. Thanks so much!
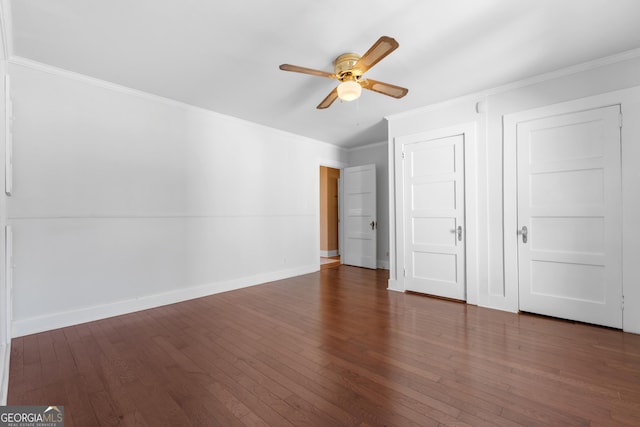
[342,164,377,269]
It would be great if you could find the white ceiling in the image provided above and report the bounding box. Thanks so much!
[5,0,640,148]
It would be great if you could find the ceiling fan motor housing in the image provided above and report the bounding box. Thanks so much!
[334,53,362,82]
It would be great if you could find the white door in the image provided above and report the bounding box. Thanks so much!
[404,135,466,300]
[343,164,377,269]
[517,105,622,328]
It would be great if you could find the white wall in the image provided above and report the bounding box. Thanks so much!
[8,60,347,337]
[388,52,640,333]
[0,66,6,343]
[348,141,389,269]
[0,12,10,404]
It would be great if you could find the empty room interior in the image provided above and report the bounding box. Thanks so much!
[1,1,640,425]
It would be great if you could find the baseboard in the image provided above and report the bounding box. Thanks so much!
[387,278,404,292]
[11,264,318,338]
[377,260,390,270]
[0,342,10,405]
[320,250,338,257]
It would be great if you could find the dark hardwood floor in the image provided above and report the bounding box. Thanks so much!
[320,256,340,270]
[8,266,640,426]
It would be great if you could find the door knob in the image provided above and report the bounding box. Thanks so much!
[518,225,528,244]
[370,220,376,230]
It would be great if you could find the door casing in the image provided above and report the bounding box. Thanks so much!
[394,123,479,304]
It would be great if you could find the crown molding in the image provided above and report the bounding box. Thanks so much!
[348,140,387,152]
[386,47,640,121]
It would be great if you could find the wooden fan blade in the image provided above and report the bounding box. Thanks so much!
[317,88,338,109]
[361,79,408,99]
[279,64,336,79]
[354,36,399,73]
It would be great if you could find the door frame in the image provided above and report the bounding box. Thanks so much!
[503,94,627,315]
[393,122,479,304]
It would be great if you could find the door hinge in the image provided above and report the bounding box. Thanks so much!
[619,112,623,128]
[621,295,624,311]
[401,151,405,159]
[403,268,406,277]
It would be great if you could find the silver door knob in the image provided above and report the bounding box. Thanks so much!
[518,226,528,244]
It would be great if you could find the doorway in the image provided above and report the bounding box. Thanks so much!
[320,166,340,269]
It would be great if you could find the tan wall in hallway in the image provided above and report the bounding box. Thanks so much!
[320,166,340,252]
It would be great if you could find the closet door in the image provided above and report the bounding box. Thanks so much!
[516,105,622,328]
[403,134,466,300]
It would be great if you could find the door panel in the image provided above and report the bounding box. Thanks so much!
[517,105,622,328]
[413,217,456,246]
[530,261,604,302]
[532,217,604,254]
[343,164,377,269]
[413,181,456,210]
[404,134,465,300]
[413,252,457,282]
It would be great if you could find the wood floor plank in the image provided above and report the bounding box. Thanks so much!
[8,265,640,426]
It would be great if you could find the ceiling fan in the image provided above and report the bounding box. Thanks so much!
[279,36,409,109]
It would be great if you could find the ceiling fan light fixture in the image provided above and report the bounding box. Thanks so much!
[337,80,361,102]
